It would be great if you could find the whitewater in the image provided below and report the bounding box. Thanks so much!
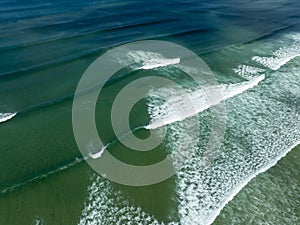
[79,32,300,225]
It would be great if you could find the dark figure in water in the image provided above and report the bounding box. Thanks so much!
[50,212,54,218]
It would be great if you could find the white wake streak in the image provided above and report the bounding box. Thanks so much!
[0,112,17,123]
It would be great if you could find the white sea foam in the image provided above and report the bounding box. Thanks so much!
[143,33,300,225]
[167,40,300,224]
[113,50,181,70]
[78,175,175,225]
[32,216,45,225]
[79,33,300,225]
[140,58,180,70]
[89,145,107,159]
[164,69,300,225]
[0,112,17,123]
[233,65,265,80]
[146,75,265,130]
[89,148,105,159]
[252,35,300,70]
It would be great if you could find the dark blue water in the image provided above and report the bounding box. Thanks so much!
[0,1,299,225]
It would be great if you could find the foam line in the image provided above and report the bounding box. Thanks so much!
[90,145,107,159]
[206,140,300,225]
[146,75,265,130]
[140,58,180,70]
[252,35,300,70]
[0,112,17,123]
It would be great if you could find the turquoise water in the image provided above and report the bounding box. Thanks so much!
[0,0,299,224]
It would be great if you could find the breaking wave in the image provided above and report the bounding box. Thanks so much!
[146,75,264,130]
[79,32,300,225]
[0,112,17,123]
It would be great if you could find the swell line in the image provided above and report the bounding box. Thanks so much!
[199,23,298,56]
[68,74,266,159]
[1,73,262,192]
[243,23,297,45]
[0,157,85,195]
[146,75,265,130]
[0,124,147,194]
[1,22,292,79]
[0,18,175,53]
[1,65,146,119]
[2,32,299,198]
[89,125,147,159]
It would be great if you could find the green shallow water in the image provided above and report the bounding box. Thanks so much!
[0,146,298,225]
[213,145,300,225]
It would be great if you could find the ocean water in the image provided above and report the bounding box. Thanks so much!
[0,0,299,224]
